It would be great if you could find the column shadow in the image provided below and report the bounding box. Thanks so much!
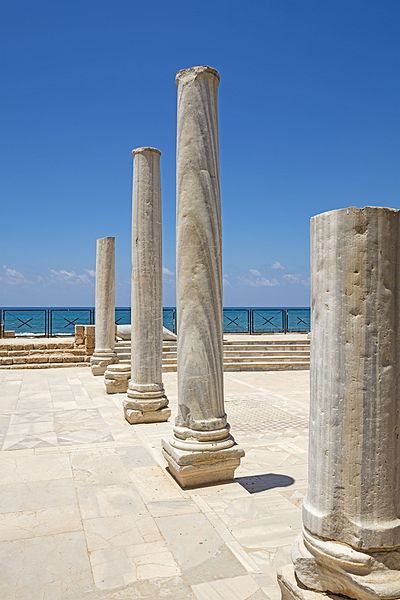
[236,473,295,494]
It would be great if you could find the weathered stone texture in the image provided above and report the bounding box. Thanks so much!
[90,238,117,375]
[123,148,170,423]
[279,206,400,600]
[162,66,243,487]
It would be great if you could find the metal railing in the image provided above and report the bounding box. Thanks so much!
[0,307,310,337]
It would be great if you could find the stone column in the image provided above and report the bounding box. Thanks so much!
[90,237,117,375]
[123,147,170,424]
[278,207,400,600]
[162,66,244,488]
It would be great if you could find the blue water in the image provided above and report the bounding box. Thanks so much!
[0,307,310,336]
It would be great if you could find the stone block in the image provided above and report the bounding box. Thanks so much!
[162,439,244,489]
[105,378,129,393]
[0,357,13,365]
[24,355,49,364]
[74,325,85,345]
[63,355,80,363]
[104,363,130,394]
[48,354,64,363]
[125,405,171,425]
[277,565,342,600]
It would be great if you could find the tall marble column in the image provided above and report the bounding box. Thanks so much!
[278,207,400,600]
[162,66,244,488]
[90,236,117,375]
[123,147,170,424]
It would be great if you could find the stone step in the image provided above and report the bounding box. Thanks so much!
[0,342,75,352]
[115,352,131,361]
[224,344,310,350]
[0,362,90,370]
[161,361,309,372]
[161,355,309,364]
[2,348,88,357]
[116,340,310,347]
[223,349,309,356]
[160,348,309,355]
[223,361,310,371]
[0,354,90,366]
[224,340,310,346]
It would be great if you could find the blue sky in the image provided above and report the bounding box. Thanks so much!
[1,0,399,307]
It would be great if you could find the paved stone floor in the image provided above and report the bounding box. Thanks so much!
[0,367,309,599]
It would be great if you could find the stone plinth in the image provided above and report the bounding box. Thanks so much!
[278,207,400,600]
[91,237,117,375]
[105,363,131,394]
[162,66,244,488]
[278,566,342,600]
[123,148,170,424]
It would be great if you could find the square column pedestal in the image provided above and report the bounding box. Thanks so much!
[162,433,244,489]
[104,363,130,394]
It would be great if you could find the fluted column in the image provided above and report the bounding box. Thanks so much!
[278,207,400,600]
[123,147,170,424]
[90,237,117,375]
[162,66,244,488]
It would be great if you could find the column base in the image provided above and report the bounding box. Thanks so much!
[90,351,117,376]
[104,363,131,394]
[124,404,171,424]
[161,437,244,488]
[123,383,170,424]
[290,530,400,600]
[277,565,342,600]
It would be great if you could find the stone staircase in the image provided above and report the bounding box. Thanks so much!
[0,340,91,369]
[115,337,310,372]
[0,336,310,371]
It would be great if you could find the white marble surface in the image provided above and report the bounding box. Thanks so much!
[125,148,169,424]
[91,236,117,375]
[163,66,243,487]
[283,207,400,600]
[0,366,309,599]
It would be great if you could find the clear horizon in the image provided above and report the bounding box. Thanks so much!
[1,1,399,307]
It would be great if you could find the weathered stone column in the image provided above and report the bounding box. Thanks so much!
[123,147,170,424]
[90,237,117,375]
[278,207,400,600]
[162,66,244,488]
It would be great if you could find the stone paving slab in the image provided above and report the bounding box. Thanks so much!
[0,367,309,599]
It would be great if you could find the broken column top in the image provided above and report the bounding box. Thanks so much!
[176,65,220,84]
[132,147,161,156]
[311,205,399,221]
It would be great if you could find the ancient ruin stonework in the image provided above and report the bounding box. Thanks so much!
[123,148,170,424]
[278,206,400,600]
[90,237,117,375]
[162,66,244,487]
